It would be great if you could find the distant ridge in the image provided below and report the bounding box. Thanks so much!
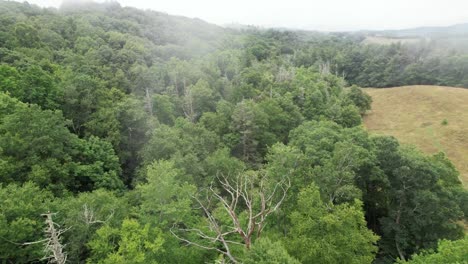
[369,23,468,38]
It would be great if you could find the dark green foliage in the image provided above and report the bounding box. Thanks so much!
[346,85,373,114]
[244,237,300,264]
[0,183,54,263]
[398,236,468,264]
[287,184,379,264]
[54,189,129,263]
[0,1,466,263]
[0,64,61,109]
[367,137,465,261]
[0,93,123,194]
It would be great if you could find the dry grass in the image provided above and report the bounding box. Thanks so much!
[363,85,468,187]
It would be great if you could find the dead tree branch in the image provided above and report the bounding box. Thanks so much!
[172,171,290,263]
[82,204,113,225]
[41,212,69,264]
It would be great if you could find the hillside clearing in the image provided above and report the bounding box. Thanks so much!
[363,85,468,187]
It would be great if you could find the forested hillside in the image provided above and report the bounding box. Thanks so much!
[0,1,466,264]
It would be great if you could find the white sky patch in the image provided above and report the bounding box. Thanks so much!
[14,0,468,31]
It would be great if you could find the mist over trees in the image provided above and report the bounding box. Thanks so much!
[0,1,466,263]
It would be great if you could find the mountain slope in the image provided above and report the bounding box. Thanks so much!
[364,86,468,187]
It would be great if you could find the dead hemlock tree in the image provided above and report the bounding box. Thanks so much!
[20,206,112,264]
[19,213,68,264]
[171,172,291,263]
[40,212,69,264]
[82,204,114,226]
[319,60,331,75]
[182,83,197,123]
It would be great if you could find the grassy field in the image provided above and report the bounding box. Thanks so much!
[363,85,468,187]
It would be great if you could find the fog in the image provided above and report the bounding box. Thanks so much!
[16,0,468,31]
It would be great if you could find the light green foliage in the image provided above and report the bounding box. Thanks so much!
[287,118,381,238]
[54,189,129,263]
[0,2,467,263]
[142,119,219,163]
[14,22,40,48]
[0,63,61,109]
[87,219,164,264]
[138,160,197,227]
[264,143,303,184]
[398,236,468,264]
[288,184,379,264]
[136,163,207,264]
[244,237,300,264]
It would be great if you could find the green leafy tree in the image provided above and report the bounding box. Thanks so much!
[345,85,372,115]
[138,160,197,227]
[312,141,367,204]
[87,219,164,264]
[141,118,219,184]
[0,64,61,109]
[230,99,269,165]
[0,182,54,263]
[136,160,208,263]
[55,189,129,263]
[397,236,468,264]
[288,184,379,264]
[0,93,123,194]
[372,136,465,261]
[244,237,300,264]
[152,94,176,125]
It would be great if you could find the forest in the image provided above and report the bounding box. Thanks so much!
[0,1,467,263]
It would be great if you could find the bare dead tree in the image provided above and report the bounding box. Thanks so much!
[319,60,331,75]
[171,172,290,263]
[40,212,69,264]
[182,82,196,122]
[144,87,153,116]
[4,213,68,264]
[81,204,114,226]
[275,66,295,83]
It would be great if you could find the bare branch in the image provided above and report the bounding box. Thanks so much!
[172,170,291,260]
[40,212,68,264]
[82,204,114,225]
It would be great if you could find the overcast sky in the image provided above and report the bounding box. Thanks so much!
[15,0,468,31]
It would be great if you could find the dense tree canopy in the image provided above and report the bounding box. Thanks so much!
[0,1,466,264]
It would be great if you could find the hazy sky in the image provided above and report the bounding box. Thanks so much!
[16,0,468,31]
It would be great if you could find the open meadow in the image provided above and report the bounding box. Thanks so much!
[364,85,468,187]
